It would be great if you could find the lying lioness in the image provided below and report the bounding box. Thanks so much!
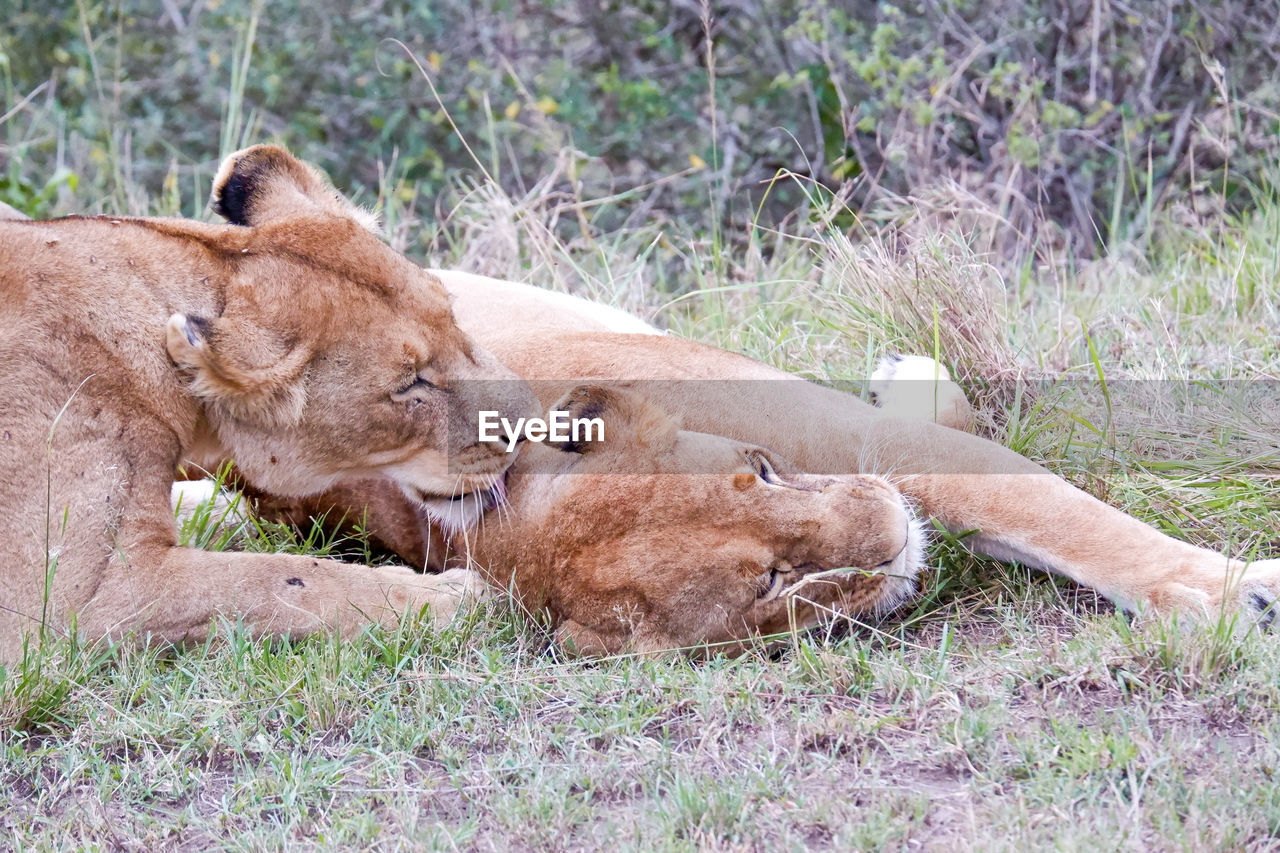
[0,146,538,660]
[250,271,1280,655]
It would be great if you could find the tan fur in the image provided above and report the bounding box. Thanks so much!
[262,384,924,656]
[461,386,923,655]
[0,146,540,660]
[266,272,1280,654]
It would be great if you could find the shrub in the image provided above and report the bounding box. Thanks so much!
[3,0,1276,267]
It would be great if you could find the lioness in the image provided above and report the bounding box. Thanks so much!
[0,146,538,660]
[253,271,1280,655]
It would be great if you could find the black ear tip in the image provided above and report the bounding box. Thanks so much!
[562,383,612,416]
[547,384,615,454]
[212,165,257,225]
[210,145,293,226]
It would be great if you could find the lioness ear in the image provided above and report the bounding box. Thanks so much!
[166,312,311,426]
[210,144,380,233]
[547,384,678,454]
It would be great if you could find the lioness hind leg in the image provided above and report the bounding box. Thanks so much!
[870,355,974,431]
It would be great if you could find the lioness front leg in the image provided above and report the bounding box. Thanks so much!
[864,359,1279,619]
[77,547,488,647]
[901,465,1280,622]
[755,390,1280,623]
[806,409,1280,625]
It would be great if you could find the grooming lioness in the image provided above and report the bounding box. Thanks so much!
[0,146,537,660]
[253,270,1280,655]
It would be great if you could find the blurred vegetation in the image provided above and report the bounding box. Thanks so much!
[2,0,1278,269]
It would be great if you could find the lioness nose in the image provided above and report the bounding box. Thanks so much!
[445,341,540,444]
[877,516,911,567]
[472,349,539,425]
[498,380,541,426]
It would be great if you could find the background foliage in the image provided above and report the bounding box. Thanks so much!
[4,0,1278,268]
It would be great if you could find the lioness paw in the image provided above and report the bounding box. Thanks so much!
[870,354,974,431]
[411,568,494,624]
[0,200,29,221]
[1233,559,1280,631]
[1162,558,1280,631]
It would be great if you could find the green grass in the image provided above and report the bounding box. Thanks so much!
[8,593,1280,849]
[6,8,1280,848]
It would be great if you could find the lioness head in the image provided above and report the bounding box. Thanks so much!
[167,145,539,504]
[462,385,925,656]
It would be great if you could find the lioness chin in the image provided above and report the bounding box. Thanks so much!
[247,270,1280,656]
[0,146,539,660]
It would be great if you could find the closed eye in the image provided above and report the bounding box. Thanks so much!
[748,451,779,484]
[391,376,443,403]
[406,377,438,393]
